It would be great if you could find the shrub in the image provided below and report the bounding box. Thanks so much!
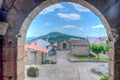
[100,75,108,80]
[91,44,104,60]
[27,66,39,77]
[28,66,39,70]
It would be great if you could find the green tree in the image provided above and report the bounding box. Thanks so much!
[105,40,110,52]
[105,45,109,52]
[106,40,109,45]
[100,75,108,80]
[91,44,104,60]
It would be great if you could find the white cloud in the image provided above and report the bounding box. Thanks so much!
[45,23,50,26]
[91,24,104,28]
[79,28,84,30]
[40,3,64,15]
[63,25,76,29]
[70,3,90,12]
[57,13,80,20]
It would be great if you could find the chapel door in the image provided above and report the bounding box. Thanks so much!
[63,43,67,49]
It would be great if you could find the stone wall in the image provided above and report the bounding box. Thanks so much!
[58,40,71,50]
[71,46,90,56]
[25,49,42,65]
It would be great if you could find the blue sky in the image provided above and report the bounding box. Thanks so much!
[26,2,107,38]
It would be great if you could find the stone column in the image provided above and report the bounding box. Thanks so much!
[109,40,115,80]
[114,36,120,80]
[16,30,26,80]
[108,29,120,80]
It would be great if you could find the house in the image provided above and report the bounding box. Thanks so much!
[24,44,48,65]
[47,44,57,64]
[70,39,90,56]
[57,39,71,50]
[31,39,51,49]
[88,37,108,44]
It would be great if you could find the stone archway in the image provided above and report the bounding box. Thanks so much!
[1,0,120,80]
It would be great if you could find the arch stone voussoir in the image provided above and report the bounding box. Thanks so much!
[0,22,9,35]
[38,0,52,11]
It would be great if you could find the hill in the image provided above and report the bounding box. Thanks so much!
[30,32,85,44]
[26,37,36,41]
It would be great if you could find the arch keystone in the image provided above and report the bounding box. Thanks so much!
[50,0,63,3]
[63,0,78,3]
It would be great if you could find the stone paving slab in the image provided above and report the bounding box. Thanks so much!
[25,50,108,80]
[78,68,91,80]
[25,64,80,80]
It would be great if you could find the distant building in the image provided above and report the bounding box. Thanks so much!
[88,37,108,44]
[24,44,48,65]
[31,39,51,50]
[70,39,90,56]
[57,39,71,50]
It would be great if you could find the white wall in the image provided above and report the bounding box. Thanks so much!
[25,49,42,65]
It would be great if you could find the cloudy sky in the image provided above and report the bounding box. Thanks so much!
[26,2,107,38]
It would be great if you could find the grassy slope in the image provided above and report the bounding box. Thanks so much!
[75,53,109,61]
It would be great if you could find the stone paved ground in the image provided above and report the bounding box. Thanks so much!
[25,50,108,80]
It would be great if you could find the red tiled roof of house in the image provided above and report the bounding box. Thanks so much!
[25,44,48,53]
[95,42,102,45]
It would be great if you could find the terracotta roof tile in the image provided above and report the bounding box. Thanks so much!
[25,44,48,53]
[95,42,102,45]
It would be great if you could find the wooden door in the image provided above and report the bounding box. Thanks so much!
[0,35,3,80]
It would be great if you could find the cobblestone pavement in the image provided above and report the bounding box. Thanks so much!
[25,50,108,80]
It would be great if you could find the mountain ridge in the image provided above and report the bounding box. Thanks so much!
[29,32,86,44]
